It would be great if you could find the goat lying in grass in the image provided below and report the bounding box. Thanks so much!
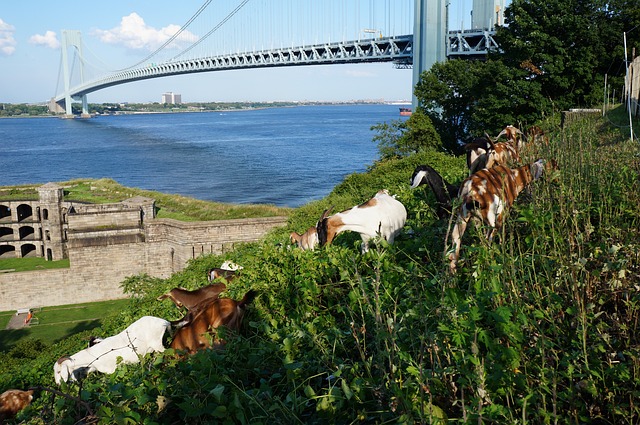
[54,316,171,384]
[0,389,34,421]
[157,283,228,310]
[410,164,459,219]
[448,159,553,274]
[316,189,407,252]
[170,290,256,354]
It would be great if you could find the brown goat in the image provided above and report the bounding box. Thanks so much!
[0,389,34,421]
[448,159,554,274]
[157,283,227,310]
[289,225,319,250]
[170,290,256,354]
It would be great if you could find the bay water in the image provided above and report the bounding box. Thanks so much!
[0,104,402,208]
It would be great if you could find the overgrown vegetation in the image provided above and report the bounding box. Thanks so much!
[1,108,639,423]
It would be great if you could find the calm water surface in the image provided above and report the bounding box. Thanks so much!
[0,104,401,207]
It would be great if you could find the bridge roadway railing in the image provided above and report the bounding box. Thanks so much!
[55,35,413,103]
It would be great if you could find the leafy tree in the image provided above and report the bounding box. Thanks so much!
[414,0,639,146]
[371,109,442,159]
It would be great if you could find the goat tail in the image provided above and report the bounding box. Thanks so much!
[238,289,257,309]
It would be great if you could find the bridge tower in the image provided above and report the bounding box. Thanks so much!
[60,30,89,117]
[412,0,448,110]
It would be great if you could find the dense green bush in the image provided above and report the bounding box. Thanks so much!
[1,114,639,424]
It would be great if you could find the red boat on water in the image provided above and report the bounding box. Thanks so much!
[399,107,412,116]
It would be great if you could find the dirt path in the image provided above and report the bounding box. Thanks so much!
[6,313,28,330]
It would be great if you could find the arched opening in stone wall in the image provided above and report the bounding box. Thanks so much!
[19,226,35,240]
[0,245,16,258]
[0,205,10,221]
[16,204,33,222]
[21,244,37,258]
[47,248,53,261]
[42,209,49,220]
[0,227,13,241]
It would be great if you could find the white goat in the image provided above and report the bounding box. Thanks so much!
[54,316,171,384]
[316,189,406,252]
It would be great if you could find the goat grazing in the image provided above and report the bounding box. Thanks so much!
[207,268,238,283]
[410,164,459,219]
[316,189,406,252]
[289,225,319,250]
[157,283,227,310]
[448,159,551,274]
[54,316,171,384]
[0,389,34,421]
[207,261,243,283]
[170,290,256,354]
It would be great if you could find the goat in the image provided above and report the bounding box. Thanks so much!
[410,164,459,219]
[496,125,525,150]
[54,316,171,384]
[0,389,34,421]
[526,126,548,145]
[207,268,237,283]
[448,159,552,274]
[464,136,493,175]
[316,189,406,252]
[157,283,227,311]
[207,261,243,283]
[170,290,256,354]
[289,225,319,250]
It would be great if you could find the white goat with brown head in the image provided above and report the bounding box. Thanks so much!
[315,190,406,252]
[448,159,553,273]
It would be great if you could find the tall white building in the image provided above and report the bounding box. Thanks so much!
[471,0,505,29]
[162,92,182,104]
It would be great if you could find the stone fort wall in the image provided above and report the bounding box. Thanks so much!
[0,184,287,311]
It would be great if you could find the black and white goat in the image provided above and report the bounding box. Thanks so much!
[448,159,552,273]
[410,164,459,219]
[54,316,171,384]
[316,189,407,252]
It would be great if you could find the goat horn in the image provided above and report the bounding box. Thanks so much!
[319,207,333,220]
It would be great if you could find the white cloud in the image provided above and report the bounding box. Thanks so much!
[91,13,197,51]
[0,18,17,56]
[29,30,60,49]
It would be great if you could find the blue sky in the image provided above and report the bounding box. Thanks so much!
[0,0,481,104]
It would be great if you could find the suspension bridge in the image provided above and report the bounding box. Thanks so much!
[51,0,505,116]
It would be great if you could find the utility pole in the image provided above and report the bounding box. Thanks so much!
[624,30,634,142]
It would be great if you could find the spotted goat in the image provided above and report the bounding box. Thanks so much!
[448,159,553,273]
[315,189,407,252]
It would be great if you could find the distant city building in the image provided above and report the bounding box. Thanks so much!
[162,92,182,104]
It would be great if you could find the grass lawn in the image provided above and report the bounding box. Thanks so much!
[0,257,70,272]
[0,298,130,352]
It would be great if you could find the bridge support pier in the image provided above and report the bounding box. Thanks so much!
[412,0,448,111]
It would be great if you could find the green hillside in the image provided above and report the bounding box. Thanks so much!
[1,111,639,424]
